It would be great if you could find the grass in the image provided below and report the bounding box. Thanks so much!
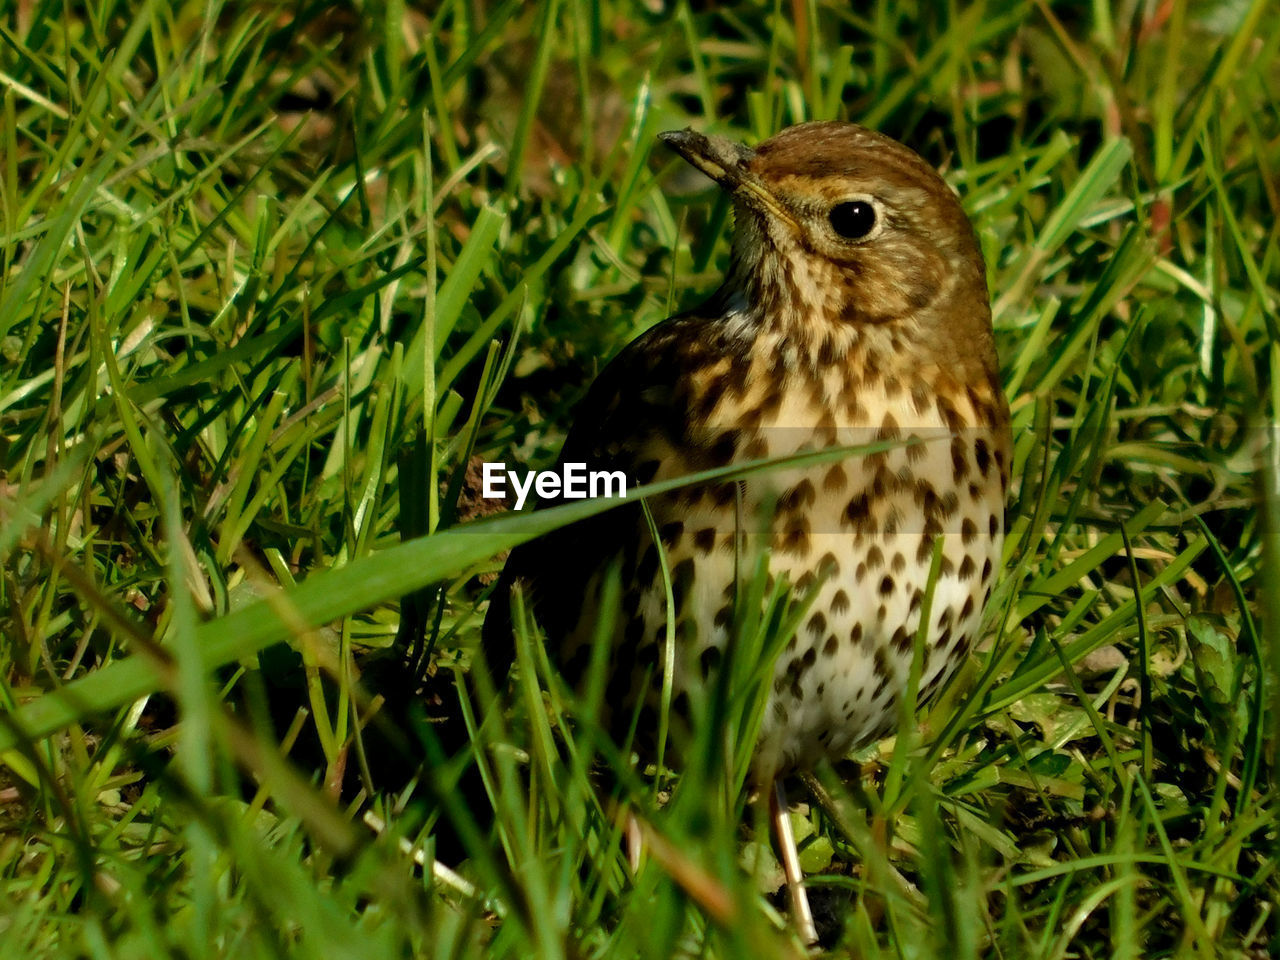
[1,0,1277,956]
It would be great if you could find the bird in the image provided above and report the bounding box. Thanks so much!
[481,120,1011,943]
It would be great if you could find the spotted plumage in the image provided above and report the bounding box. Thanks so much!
[482,120,1011,940]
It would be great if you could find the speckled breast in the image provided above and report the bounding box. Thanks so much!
[555,342,1009,780]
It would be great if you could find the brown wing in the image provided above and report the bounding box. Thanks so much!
[479,311,725,683]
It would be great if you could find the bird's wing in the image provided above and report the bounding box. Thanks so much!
[479,311,720,681]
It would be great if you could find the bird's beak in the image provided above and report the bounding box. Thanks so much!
[658,128,797,227]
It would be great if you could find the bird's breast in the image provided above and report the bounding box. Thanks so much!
[553,330,1009,780]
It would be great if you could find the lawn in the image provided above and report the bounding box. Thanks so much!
[1,1,1277,957]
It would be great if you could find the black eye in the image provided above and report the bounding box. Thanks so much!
[828,200,877,239]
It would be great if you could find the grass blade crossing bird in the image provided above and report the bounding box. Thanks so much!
[482,121,1011,944]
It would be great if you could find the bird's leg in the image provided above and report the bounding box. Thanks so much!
[626,808,643,873]
[771,779,818,946]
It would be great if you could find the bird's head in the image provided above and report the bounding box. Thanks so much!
[659,122,992,363]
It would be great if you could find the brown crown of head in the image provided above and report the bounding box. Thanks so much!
[659,121,995,370]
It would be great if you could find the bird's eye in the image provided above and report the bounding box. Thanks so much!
[828,200,877,240]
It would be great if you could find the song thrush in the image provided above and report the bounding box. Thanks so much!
[482,120,1010,941]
